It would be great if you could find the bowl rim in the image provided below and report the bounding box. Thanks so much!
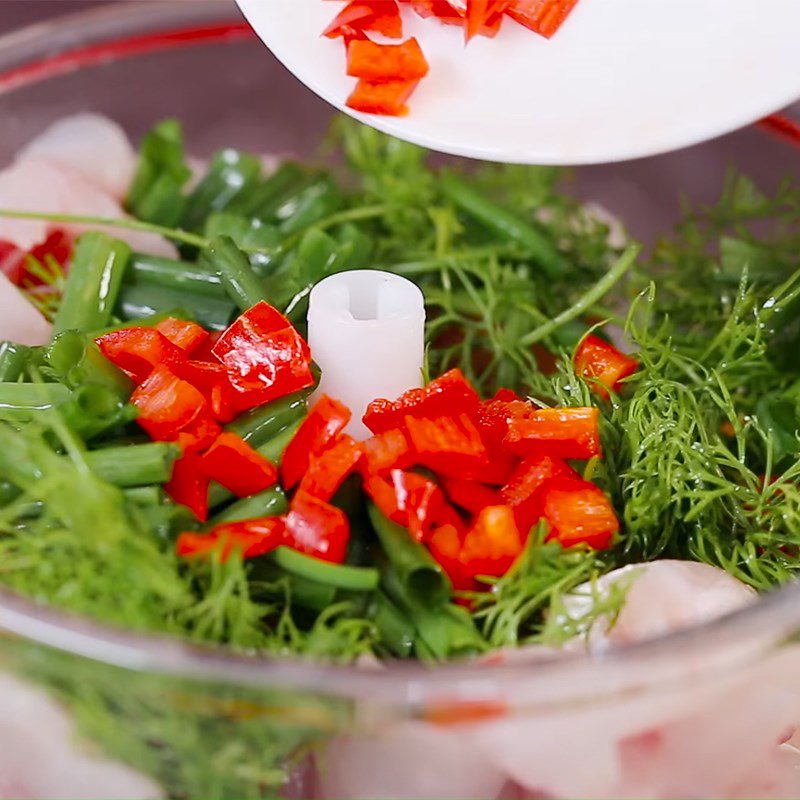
[0,0,799,704]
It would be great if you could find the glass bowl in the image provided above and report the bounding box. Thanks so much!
[1,3,800,798]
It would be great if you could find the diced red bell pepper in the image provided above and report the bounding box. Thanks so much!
[155,317,210,355]
[505,0,579,38]
[166,450,210,522]
[408,0,465,24]
[440,476,502,515]
[172,359,240,423]
[504,406,602,460]
[364,369,480,434]
[96,327,184,385]
[501,453,578,534]
[404,413,491,480]
[461,505,524,579]
[176,517,285,561]
[298,435,363,502]
[476,397,535,451]
[200,432,279,498]
[131,363,208,441]
[538,476,618,550]
[364,474,406,525]
[281,395,351,489]
[465,0,510,40]
[362,427,411,475]
[428,523,476,591]
[346,78,420,117]
[284,490,350,563]
[347,38,429,81]
[391,469,461,541]
[177,414,222,455]
[491,387,524,403]
[324,0,403,39]
[574,334,638,400]
[212,301,314,405]
[190,330,223,362]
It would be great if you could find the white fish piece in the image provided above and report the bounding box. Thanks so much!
[316,721,506,800]
[0,158,176,258]
[0,671,162,799]
[17,114,136,200]
[307,271,426,440]
[561,559,756,653]
[0,272,51,346]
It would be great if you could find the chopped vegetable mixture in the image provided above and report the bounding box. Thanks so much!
[0,116,798,665]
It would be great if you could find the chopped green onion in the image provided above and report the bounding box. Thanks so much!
[208,486,287,525]
[368,503,450,607]
[225,391,309,448]
[85,442,180,487]
[129,253,225,298]
[440,170,566,278]
[52,233,131,337]
[203,235,267,311]
[272,546,379,591]
[0,342,32,382]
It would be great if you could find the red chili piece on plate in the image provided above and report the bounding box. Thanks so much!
[505,0,580,38]
[346,37,429,81]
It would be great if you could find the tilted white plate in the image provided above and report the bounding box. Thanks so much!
[236,0,800,165]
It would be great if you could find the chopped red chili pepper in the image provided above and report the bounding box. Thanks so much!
[281,395,351,489]
[212,301,314,406]
[391,469,461,541]
[298,435,363,502]
[501,453,578,534]
[476,397,535,451]
[505,0,579,37]
[177,414,222,455]
[405,413,493,480]
[460,505,524,578]
[346,78,420,117]
[539,476,618,550]
[155,317,210,354]
[324,0,403,39]
[364,474,406,526]
[504,406,602,460]
[130,363,208,441]
[428,523,476,591]
[177,517,285,561]
[363,369,480,434]
[465,0,510,39]
[574,334,638,400]
[408,0,465,24]
[284,490,350,564]
[362,427,411,475]
[172,359,240,423]
[190,330,223,362]
[441,476,502,515]
[346,37,430,81]
[166,450,211,522]
[96,327,183,385]
[200,432,279,498]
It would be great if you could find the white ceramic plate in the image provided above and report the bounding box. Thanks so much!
[236,0,800,165]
